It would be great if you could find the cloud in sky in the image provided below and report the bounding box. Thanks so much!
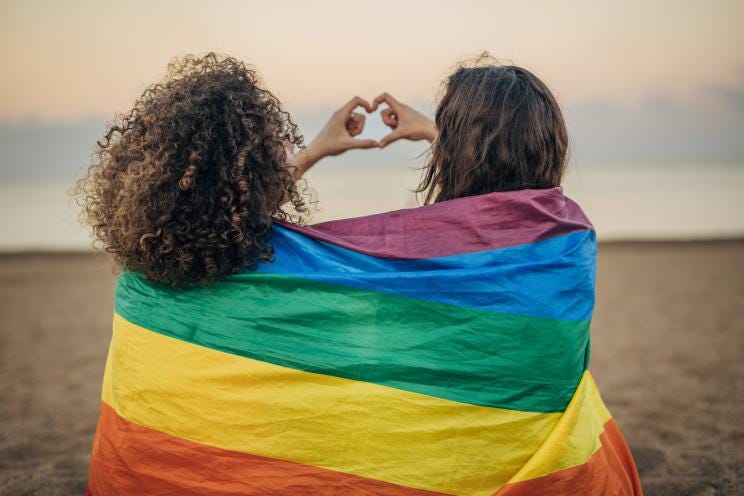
[564,82,744,165]
[2,84,743,184]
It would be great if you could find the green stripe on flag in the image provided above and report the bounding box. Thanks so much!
[115,270,589,413]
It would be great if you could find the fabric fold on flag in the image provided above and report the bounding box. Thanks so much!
[87,187,642,495]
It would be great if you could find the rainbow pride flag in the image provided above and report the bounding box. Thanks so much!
[86,187,642,495]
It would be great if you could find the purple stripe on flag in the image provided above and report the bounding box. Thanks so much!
[279,187,593,259]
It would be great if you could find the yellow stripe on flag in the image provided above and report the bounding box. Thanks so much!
[507,372,612,484]
[104,314,566,495]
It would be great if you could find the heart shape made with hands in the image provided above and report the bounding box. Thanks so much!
[307,93,435,166]
[342,95,394,147]
[342,93,424,149]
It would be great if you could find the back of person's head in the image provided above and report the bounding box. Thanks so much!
[419,56,568,203]
[76,53,306,287]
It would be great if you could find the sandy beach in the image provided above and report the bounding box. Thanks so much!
[1,241,742,495]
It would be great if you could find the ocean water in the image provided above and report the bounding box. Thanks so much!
[0,164,742,251]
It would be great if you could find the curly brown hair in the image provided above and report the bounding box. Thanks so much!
[75,53,307,287]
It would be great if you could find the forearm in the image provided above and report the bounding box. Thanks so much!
[291,144,323,181]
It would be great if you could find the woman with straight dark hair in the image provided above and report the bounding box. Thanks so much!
[372,62,568,201]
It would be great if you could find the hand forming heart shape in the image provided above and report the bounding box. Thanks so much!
[369,93,437,148]
[293,94,437,176]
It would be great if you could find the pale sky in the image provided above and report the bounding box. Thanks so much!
[1,0,743,185]
[1,0,743,121]
[1,0,743,244]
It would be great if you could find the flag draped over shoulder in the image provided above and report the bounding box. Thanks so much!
[86,187,642,496]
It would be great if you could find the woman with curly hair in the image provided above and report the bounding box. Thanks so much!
[76,52,377,287]
[83,55,641,495]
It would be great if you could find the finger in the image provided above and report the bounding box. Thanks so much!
[373,92,400,111]
[346,113,365,137]
[340,95,374,115]
[381,108,398,128]
[379,129,405,148]
[347,138,379,149]
[346,113,362,128]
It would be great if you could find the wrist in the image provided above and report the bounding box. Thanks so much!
[424,120,437,143]
[295,144,322,175]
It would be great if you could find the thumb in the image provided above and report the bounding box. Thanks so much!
[348,138,379,150]
[379,130,404,148]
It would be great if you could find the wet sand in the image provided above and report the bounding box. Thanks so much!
[1,241,743,495]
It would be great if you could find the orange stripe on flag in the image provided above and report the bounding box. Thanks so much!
[494,419,643,495]
[87,401,452,496]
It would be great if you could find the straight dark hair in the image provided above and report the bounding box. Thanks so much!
[419,61,568,203]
